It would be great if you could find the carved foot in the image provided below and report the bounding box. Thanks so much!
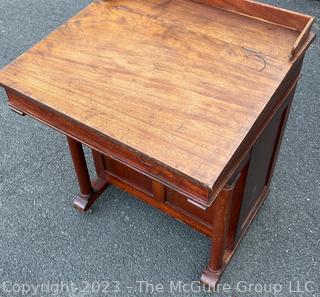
[73,178,109,212]
[200,267,223,290]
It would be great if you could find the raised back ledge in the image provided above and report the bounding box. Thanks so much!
[190,0,315,61]
[191,0,312,31]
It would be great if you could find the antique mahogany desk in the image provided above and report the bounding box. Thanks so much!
[0,0,315,289]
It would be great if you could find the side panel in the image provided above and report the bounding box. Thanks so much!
[236,89,295,242]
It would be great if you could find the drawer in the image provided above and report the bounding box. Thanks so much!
[103,156,153,196]
[165,188,214,226]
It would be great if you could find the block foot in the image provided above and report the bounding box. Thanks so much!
[73,178,109,212]
[200,267,222,290]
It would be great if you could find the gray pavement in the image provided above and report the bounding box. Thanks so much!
[0,1,319,296]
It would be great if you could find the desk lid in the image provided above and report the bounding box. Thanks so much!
[0,0,315,206]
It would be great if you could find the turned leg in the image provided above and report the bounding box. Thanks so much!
[201,184,234,289]
[67,136,109,212]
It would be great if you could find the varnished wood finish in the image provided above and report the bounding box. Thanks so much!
[208,184,234,270]
[201,185,233,289]
[0,0,315,207]
[291,17,315,59]
[191,0,314,59]
[67,136,109,211]
[0,0,315,290]
[67,136,94,197]
[192,0,312,31]
[226,161,249,251]
[73,177,110,212]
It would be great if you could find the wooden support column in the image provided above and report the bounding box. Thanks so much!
[67,137,109,212]
[201,183,234,289]
[67,136,94,196]
[226,163,250,251]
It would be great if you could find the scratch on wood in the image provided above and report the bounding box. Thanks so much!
[243,47,267,72]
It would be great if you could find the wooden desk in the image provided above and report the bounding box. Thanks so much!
[0,0,315,289]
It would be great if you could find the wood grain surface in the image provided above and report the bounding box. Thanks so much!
[0,0,310,190]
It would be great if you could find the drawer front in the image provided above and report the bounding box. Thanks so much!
[103,156,153,196]
[101,154,214,226]
[165,188,214,226]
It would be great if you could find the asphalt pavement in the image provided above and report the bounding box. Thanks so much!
[0,1,319,296]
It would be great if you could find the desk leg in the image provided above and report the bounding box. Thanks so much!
[201,185,233,289]
[67,136,109,212]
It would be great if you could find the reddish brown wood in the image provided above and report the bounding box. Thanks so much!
[236,84,297,239]
[1,59,311,285]
[0,0,315,208]
[226,161,249,251]
[9,106,25,116]
[0,0,315,290]
[290,17,315,59]
[106,172,214,236]
[1,56,305,208]
[201,184,234,289]
[73,177,109,212]
[4,88,211,205]
[92,149,105,179]
[152,180,166,202]
[265,83,300,190]
[208,186,233,270]
[166,188,214,225]
[67,136,109,211]
[192,0,312,32]
[67,136,93,197]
